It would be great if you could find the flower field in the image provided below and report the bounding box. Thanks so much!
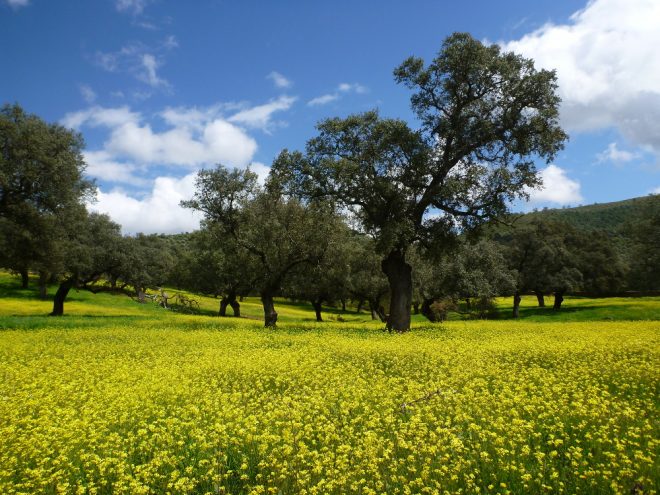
[0,314,658,494]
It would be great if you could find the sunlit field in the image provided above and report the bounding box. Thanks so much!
[0,275,658,494]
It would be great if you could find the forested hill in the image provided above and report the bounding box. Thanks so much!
[519,195,658,233]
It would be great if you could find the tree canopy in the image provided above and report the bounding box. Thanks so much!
[271,32,567,331]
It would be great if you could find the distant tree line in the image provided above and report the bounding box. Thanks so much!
[2,33,659,329]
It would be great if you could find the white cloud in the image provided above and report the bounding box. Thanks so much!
[501,0,660,155]
[62,105,258,181]
[308,82,369,106]
[267,71,292,89]
[228,95,296,132]
[139,53,169,88]
[248,162,271,185]
[79,84,97,104]
[61,105,140,129]
[307,93,339,107]
[83,151,148,186]
[93,39,176,91]
[526,164,583,205]
[5,0,29,9]
[338,82,368,94]
[649,187,660,195]
[115,0,150,15]
[89,174,203,234]
[597,142,641,164]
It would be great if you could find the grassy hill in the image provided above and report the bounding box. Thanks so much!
[519,194,658,234]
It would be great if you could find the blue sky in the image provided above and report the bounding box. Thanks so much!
[2,0,659,233]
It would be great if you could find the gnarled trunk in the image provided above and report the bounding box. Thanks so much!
[535,291,545,307]
[513,291,522,319]
[20,268,29,289]
[38,271,48,300]
[219,297,229,316]
[381,249,412,332]
[50,278,75,316]
[261,290,278,327]
[220,291,241,317]
[312,299,323,322]
[229,298,240,317]
[356,299,364,313]
[553,291,564,311]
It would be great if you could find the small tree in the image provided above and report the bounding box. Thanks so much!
[49,210,124,316]
[272,33,566,331]
[183,165,337,327]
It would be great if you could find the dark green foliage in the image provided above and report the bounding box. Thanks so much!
[626,195,660,290]
[272,32,567,331]
[183,165,339,327]
[0,104,95,284]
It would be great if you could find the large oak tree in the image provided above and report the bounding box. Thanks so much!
[271,33,567,331]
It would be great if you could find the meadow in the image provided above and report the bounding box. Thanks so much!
[0,274,658,494]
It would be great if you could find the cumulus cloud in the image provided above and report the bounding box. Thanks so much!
[83,151,148,186]
[62,105,258,173]
[597,142,641,164]
[267,71,292,89]
[526,164,583,205]
[501,0,660,155]
[307,82,369,106]
[5,0,29,9]
[89,174,203,234]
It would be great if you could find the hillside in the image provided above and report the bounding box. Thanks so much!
[519,194,658,234]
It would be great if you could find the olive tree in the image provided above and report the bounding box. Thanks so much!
[271,33,566,331]
[182,165,337,327]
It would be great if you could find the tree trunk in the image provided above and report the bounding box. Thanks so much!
[356,299,364,313]
[261,290,278,327]
[368,299,386,322]
[341,299,346,312]
[513,291,522,319]
[553,291,564,311]
[20,268,29,289]
[381,250,412,332]
[229,298,241,317]
[219,297,229,316]
[50,278,75,316]
[312,299,323,322]
[413,302,419,315]
[465,297,472,310]
[421,298,436,322]
[38,271,48,300]
[535,291,545,307]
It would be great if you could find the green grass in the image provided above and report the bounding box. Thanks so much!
[1,271,659,329]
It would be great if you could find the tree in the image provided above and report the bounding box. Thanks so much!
[183,165,336,327]
[283,217,352,322]
[495,219,582,316]
[0,104,94,288]
[411,239,515,321]
[49,210,124,316]
[271,33,566,331]
[173,227,254,317]
[346,235,390,322]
